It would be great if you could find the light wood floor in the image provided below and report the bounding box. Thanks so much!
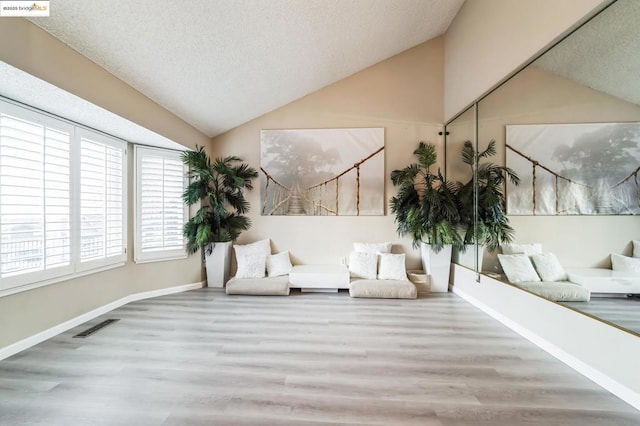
[1,289,639,425]
[562,296,640,336]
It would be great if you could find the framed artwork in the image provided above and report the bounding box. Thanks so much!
[260,128,384,216]
[506,123,640,215]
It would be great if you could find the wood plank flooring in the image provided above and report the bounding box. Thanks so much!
[1,289,639,425]
[562,296,640,336]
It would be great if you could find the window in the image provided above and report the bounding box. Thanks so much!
[78,129,127,270]
[0,99,127,292]
[134,146,187,262]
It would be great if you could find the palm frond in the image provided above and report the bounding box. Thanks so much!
[180,147,258,253]
[456,139,520,251]
[390,141,463,252]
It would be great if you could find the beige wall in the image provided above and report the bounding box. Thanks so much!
[0,19,209,349]
[210,38,445,271]
[444,0,607,121]
[475,66,640,270]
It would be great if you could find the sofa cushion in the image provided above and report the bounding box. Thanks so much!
[348,251,378,279]
[234,252,267,279]
[530,252,567,282]
[378,253,407,280]
[226,275,290,296]
[266,251,292,277]
[514,281,590,302]
[611,253,640,273]
[349,279,416,299]
[498,253,541,283]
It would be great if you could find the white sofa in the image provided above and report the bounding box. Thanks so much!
[567,268,640,294]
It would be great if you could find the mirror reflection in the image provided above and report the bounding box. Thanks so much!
[445,105,483,272]
[475,0,640,335]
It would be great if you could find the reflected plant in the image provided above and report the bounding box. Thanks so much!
[457,140,520,252]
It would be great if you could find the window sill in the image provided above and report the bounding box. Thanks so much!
[0,262,126,298]
[133,254,189,264]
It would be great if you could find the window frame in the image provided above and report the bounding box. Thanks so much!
[0,101,75,288]
[0,98,128,295]
[75,127,128,272]
[133,145,188,263]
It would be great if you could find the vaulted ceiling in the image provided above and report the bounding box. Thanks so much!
[28,0,465,138]
[535,0,640,108]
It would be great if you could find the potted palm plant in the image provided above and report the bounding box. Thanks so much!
[390,141,462,292]
[181,146,258,287]
[455,140,519,270]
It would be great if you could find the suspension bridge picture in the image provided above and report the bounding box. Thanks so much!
[260,128,385,216]
[506,123,640,215]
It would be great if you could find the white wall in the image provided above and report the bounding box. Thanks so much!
[444,0,607,121]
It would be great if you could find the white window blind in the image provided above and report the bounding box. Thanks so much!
[0,98,127,293]
[134,146,187,262]
[78,129,127,270]
[0,107,73,288]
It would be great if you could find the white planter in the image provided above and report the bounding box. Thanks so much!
[204,241,232,288]
[453,244,484,271]
[421,243,452,293]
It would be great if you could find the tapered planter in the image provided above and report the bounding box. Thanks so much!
[421,243,452,293]
[453,244,484,271]
[204,241,232,288]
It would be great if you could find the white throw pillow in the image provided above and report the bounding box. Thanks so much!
[348,251,378,279]
[378,253,407,280]
[611,253,640,273]
[353,242,392,254]
[501,243,542,256]
[497,253,541,283]
[266,251,293,277]
[530,252,567,282]
[235,252,267,279]
[234,238,271,258]
[633,240,640,258]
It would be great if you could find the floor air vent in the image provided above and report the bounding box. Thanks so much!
[73,318,120,338]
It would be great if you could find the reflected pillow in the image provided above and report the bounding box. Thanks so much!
[353,242,392,254]
[497,253,541,284]
[348,251,378,279]
[266,251,293,277]
[611,253,640,273]
[235,252,267,279]
[530,252,567,282]
[500,243,542,256]
[633,240,640,258]
[378,253,407,280]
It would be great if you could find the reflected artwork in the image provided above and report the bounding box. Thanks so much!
[506,123,640,215]
[260,128,384,216]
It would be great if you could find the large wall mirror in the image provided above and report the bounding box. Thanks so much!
[450,0,640,336]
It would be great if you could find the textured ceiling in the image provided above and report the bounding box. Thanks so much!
[28,0,464,138]
[536,0,640,107]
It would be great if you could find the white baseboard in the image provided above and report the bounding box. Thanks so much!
[452,286,640,412]
[0,281,205,361]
